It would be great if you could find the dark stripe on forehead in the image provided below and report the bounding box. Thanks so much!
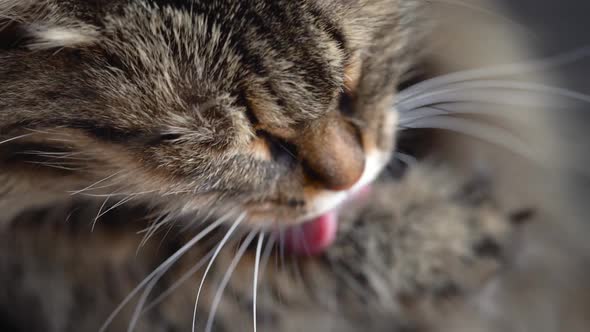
[139,0,294,115]
[148,0,343,73]
[144,0,346,52]
[139,0,342,114]
[307,5,348,55]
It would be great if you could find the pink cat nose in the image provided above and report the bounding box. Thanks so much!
[297,114,365,191]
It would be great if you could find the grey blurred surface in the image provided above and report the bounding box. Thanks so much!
[502,0,590,215]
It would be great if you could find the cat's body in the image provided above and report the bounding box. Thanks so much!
[0,0,588,331]
[0,165,518,332]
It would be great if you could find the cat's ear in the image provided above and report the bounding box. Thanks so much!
[0,0,100,50]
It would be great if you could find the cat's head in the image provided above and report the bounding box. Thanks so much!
[0,0,423,240]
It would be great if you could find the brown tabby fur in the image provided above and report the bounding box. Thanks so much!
[0,0,425,224]
[1,0,588,332]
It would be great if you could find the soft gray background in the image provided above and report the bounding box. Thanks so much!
[502,0,590,212]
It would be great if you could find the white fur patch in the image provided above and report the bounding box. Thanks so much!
[302,110,398,221]
[27,25,99,50]
[301,149,392,222]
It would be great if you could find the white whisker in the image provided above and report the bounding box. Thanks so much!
[253,232,264,332]
[398,106,450,124]
[79,190,156,198]
[142,249,216,313]
[69,170,124,196]
[98,212,232,332]
[92,195,111,232]
[205,231,257,332]
[138,213,175,251]
[397,46,590,102]
[400,116,538,161]
[279,228,286,273]
[95,195,136,221]
[127,268,162,332]
[427,0,531,34]
[192,212,246,332]
[397,80,590,112]
[19,150,90,160]
[0,133,33,145]
[258,232,277,283]
[393,152,416,166]
[26,161,84,171]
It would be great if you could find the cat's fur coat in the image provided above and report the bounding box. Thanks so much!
[0,1,588,331]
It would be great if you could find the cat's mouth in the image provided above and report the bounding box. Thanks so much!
[279,149,389,256]
[282,185,372,256]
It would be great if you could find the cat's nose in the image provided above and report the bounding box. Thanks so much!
[297,114,365,191]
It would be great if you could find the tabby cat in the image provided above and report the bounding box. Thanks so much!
[0,0,587,331]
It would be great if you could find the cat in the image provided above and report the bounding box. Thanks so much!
[0,0,587,331]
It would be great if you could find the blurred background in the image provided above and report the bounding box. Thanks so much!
[416,1,590,331]
[503,0,590,219]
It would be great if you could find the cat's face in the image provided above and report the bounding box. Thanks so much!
[0,0,421,235]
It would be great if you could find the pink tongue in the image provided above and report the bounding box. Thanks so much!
[284,211,338,256]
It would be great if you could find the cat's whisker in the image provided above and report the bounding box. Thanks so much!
[272,229,285,304]
[398,103,529,129]
[398,101,526,124]
[127,267,162,332]
[397,46,590,102]
[23,150,83,156]
[69,170,125,196]
[0,133,34,145]
[192,212,246,332]
[205,230,257,332]
[398,106,455,124]
[199,202,223,222]
[141,249,217,313]
[92,195,112,232]
[290,254,305,290]
[155,214,182,252]
[289,228,308,286]
[137,212,171,237]
[80,189,157,199]
[140,208,187,253]
[277,141,297,160]
[94,195,137,223]
[297,226,312,256]
[393,152,417,166]
[399,116,538,161]
[426,0,532,34]
[137,212,176,243]
[397,92,544,116]
[162,190,193,196]
[64,207,81,223]
[397,80,590,111]
[452,80,590,103]
[253,232,264,332]
[76,192,125,198]
[25,161,85,171]
[18,150,90,161]
[259,232,277,283]
[179,202,226,235]
[279,228,286,273]
[129,238,224,332]
[22,150,83,156]
[99,212,233,332]
[138,214,174,251]
[27,159,86,165]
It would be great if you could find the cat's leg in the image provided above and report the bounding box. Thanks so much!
[322,164,531,328]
